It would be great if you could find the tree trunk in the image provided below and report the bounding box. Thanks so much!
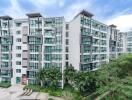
[40,80,43,87]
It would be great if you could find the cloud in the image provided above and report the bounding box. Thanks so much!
[106,14,132,32]
[29,0,65,9]
[4,0,26,18]
[2,0,65,18]
[1,0,132,33]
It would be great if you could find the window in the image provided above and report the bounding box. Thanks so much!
[16,61,21,65]
[65,47,69,52]
[65,62,69,66]
[16,23,21,27]
[52,54,62,61]
[1,54,9,60]
[66,39,69,45]
[81,55,91,62]
[29,54,40,61]
[1,45,9,52]
[81,27,91,36]
[16,54,21,57]
[16,31,21,34]
[66,32,69,37]
[66,24,69,30]
[16,38,21,42]
[44,54,52,61]
[44,46,52,53]
[81,17,91,27]
[66,54,69,60]
[44,63,51,69]
[29,45,41,52]
[28,71,37,78]
[44,38,53,44]
[16,69,21,73]
[16,46,21,50]
[28,36,42,44]
[54,45,62,52]
[1,62,9,68]
[29,62,39,69]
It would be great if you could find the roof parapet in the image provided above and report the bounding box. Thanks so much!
[26,13,42,18]
[109,24,117,28]
[79,10,93,18]
[0,16,13,20]
[73,10,93,20]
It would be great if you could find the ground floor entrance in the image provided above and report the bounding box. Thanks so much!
[16,77,21,84]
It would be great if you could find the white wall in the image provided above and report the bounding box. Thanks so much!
[11,19,28,84]
[69,15,81,70]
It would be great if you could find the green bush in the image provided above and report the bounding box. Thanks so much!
[49,90,62,97]
[24,85,41,92]
[63,84,83,100]
[24,85,62,97]
[0,82,11,88]
[48,98,54,100]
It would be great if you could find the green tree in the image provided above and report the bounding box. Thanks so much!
[64,64,76,85]
[36,68,47,87]
[82,54,132,99]
[74,71,96,93]
[47,67,62,89]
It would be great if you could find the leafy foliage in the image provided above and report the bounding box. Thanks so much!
[64,54,132,100]
[93,54,132,99]
[36,67,62,89]
[32,54,132,100]
[24,84,63,97]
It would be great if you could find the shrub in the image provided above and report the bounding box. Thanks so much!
[23,85,41,92]
[0,82,11,88]
[48,98,54,100]
[24,85,62,97]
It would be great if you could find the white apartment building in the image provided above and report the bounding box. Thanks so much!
[0,10,127,87]
[0,13,66,88]
[69,10,109,71]
[109,25,125,60]
[125,31,132,53]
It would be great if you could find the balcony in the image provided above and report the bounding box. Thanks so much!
[1,46,10,52]
[28,36,43,45]
[1,73,11,77]
[0,36,13,45]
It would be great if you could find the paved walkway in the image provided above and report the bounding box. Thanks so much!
[0,85,64,100]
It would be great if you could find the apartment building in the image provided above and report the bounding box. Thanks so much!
[0,10,127,87]
[125,31,132,53]
[0,13,66,87]
[0,16,13,83]
[69,10,109,71]
[109,25,125,60]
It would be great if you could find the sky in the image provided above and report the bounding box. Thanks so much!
[0,0,132,32]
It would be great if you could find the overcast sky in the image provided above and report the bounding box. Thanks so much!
[0,0,132,32]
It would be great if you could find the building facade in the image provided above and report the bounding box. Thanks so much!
[0,10,127,87]
[0,14,66,87]
[125,31,132,53]
[109,25,125,60]
[69,11,109,71]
